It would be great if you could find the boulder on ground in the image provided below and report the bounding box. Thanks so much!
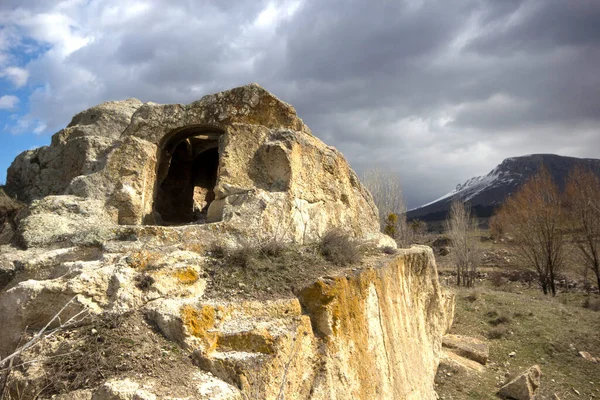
[497,365,542,400]
[438,349,485,374]
[442,334,489,365]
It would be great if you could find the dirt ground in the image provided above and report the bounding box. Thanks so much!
[2,312,208,399]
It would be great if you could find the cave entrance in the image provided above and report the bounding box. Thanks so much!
[153,127,223,225]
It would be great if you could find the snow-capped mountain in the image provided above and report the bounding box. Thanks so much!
[407,154,600,222]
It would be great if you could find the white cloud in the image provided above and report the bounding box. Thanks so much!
[0,95,19,109]
[9,10,90,57]
[1,66,29,87]
[33,122,46,134]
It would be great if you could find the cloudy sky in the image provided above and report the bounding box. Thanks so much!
[0,0,599,208]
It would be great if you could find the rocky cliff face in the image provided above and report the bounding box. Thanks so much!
[0,242,453,399]
[1,85,453,399]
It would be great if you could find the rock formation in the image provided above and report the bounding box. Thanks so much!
[497,365,542,400]
[5,84,391,248]
[0,84,454,399]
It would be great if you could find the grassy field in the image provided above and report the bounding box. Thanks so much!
[436,275,600,399]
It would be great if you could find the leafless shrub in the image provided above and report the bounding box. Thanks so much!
[319,229,360,266]
[488,213,505,240]
[259,240,287,259]
[446,200,481,287]
[504,269,537,289]
[0,297,90,399]
[410,219,428,236]
[489,271,505,287]
[228,242,256,269]
[0,297,89,370]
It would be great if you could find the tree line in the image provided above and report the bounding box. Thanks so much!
[492,166,600,296]
[362,165,600,296]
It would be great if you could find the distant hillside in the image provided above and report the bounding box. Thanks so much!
[407,154,600,222]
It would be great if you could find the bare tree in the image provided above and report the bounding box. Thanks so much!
[361,167,410,245]
[488,212,505,240]
[495,167,566,296]
[446,200,480,287]
[565,166,600,293]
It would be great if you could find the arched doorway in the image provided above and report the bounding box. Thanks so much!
[153,126,223,225]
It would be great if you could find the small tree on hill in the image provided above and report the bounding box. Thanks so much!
[384,213,399,237]
[446,200,480,287]
[410,219,428,236]
[565,166,600,293]
[362,167,411,245]
[495,167,566,296]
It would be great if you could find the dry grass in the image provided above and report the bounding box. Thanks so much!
[464,291,481,303]
[318,229,361,266]
[202,235,376,301]
[488,313,512,327]
[437,282,600,399]
[5,312,202,399]
[582,297,600,312]
[204,240,323,300]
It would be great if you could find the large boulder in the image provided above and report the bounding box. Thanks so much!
[497,365,542,400]
[6,84,389,248]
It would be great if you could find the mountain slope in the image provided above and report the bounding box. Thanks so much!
[407,154,600,222]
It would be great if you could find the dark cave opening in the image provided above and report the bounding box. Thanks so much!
[153,133,220,225]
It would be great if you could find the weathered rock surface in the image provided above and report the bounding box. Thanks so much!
[17,195,118,248]
[6,84,391,248]
[0,244,452,400]
[435,335,488,387]
[497,365,542,400]
[437,350,485,376]
[442,334,489,365]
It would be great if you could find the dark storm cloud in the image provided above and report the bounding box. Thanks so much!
[469,1,600,54]
[2,0,600,207]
